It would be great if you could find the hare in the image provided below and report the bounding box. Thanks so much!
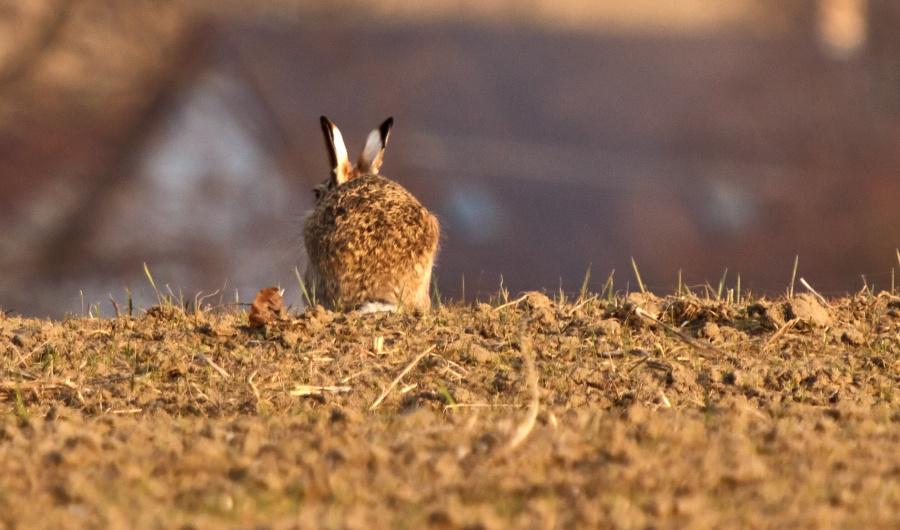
[303,116,440,313]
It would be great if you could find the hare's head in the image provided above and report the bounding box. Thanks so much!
[313,116,393,202]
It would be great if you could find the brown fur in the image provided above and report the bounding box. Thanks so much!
[303,118,439,312]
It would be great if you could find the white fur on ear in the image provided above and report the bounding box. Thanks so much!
[358,117,393,174]
[359,130,385,173]
[321,116,352,184]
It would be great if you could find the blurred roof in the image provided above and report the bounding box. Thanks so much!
[0,0,812,237]
[2,0,899,314]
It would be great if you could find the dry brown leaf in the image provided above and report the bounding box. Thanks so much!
[248,287,283,329]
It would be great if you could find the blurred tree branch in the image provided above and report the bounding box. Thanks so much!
[0,0,74,91]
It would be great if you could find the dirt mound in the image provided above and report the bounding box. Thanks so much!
[1,291,899,527]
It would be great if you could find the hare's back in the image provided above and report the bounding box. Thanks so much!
[310,174,438,258]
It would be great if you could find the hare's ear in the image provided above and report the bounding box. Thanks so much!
[321,116,353,185]
[357,117,393,174]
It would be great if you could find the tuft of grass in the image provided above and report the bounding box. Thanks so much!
[630,258,646,294]
[578,265,591,303]
[436,380,457,410]
[13,382,27,421]
[166,285,187,312]
[717,269,728,302]
[109,295,121,318]
[144,262,163,306]
[602,270,615,303]
[431,274,442,310]
[499,276,509,305]
[193,290,222,316]
[294,267,313,310]
[682,280,694,297]
[860,275,874,299]
[557,281,567,305]
[126,285,134,317]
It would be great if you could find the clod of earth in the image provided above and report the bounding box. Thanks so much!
[785,293,832,327]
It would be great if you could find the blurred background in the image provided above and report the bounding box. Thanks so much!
[1,0,899,317]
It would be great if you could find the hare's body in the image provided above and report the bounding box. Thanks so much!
[303,117,439,312]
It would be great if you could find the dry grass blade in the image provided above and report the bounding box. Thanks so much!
[566,294,597,316]
[15,339,50,367]
[290,385,352,396]
[508,339,540,449]
[493,294,528,312]
[195,352,230,378]
[659,390,672,408]
[7,368,38,380]
[0,377,85,406]
[248,371,262,404]
[627,356,650,374]
[634,307,728,357]
[800,278,829,307]
[789,255,799,298]
[0,379,75,392]
[764,318,799,351]
[631,257,647,294]
[370,345,436,410]
[646,360,674,372]
[444,403,516,409]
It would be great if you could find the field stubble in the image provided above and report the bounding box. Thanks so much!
[1,289,900,528]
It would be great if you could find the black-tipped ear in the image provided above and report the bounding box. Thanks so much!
[379,117,393,145]
[321,116,336,168]
[358,117,394,174]
[320,116,352,184]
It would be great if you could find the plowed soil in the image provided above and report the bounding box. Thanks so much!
[2,290,900,528]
